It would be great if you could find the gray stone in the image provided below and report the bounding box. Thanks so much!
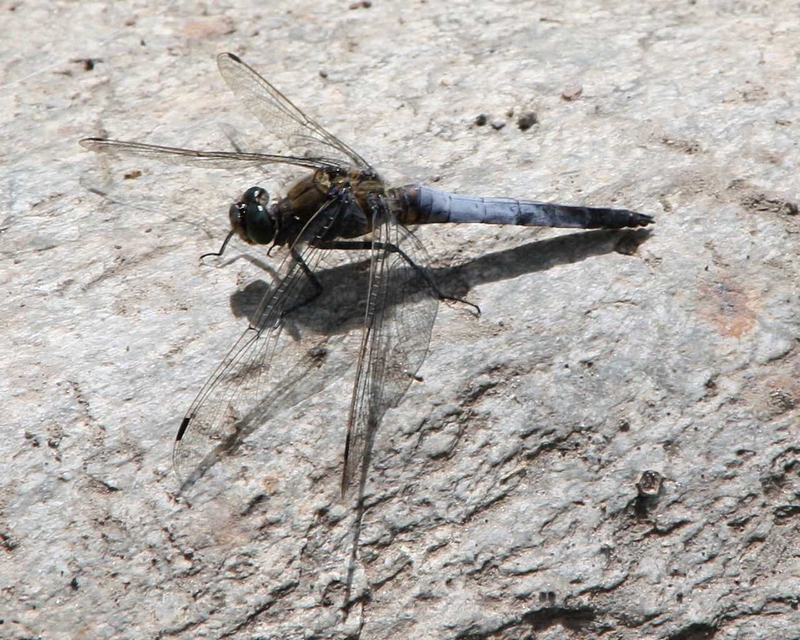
[2,1,799,638]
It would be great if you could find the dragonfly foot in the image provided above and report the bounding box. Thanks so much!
[200,229,236,261]
[442,295,481,317]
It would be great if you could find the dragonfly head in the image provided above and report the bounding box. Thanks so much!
[229,186,275,245]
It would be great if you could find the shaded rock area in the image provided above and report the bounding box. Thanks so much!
[1,0,798,638]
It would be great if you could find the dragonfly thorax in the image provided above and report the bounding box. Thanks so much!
[229,186,276,246]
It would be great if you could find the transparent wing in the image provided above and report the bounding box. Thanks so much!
[217,52,371,170]
[173,197,363,493]
[340,209,440,495]
[79,137,337,171]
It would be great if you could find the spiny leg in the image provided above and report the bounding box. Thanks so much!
[279,247,324,317]
[318,239,480,315]
[199,229,236,260]
[199,238,322,316]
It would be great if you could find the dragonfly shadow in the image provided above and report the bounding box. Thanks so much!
[230,228,653,327]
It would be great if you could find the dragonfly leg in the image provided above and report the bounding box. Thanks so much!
[319,239,480,315]
[280,247,324,316]
[200,229,236,260]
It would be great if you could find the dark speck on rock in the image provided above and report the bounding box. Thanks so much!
[474,113,488,126]
[636,470,663,497]
[71,58,102,71]
[517,111,538,131]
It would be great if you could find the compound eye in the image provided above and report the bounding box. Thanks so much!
[243,186,269,207]
[229,187,274,245]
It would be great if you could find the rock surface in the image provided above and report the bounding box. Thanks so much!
[1,1,798,638]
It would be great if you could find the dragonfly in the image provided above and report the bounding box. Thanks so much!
[81,52,653,497]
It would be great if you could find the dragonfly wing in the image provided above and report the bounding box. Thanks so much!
[79,138,336,170]
[340,210,440,496]
[216,52,371,170]
[173,196,360,494]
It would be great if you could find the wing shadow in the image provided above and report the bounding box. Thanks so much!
[177,228,651,502]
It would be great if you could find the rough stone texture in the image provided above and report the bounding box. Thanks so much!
[2,1,799,639]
